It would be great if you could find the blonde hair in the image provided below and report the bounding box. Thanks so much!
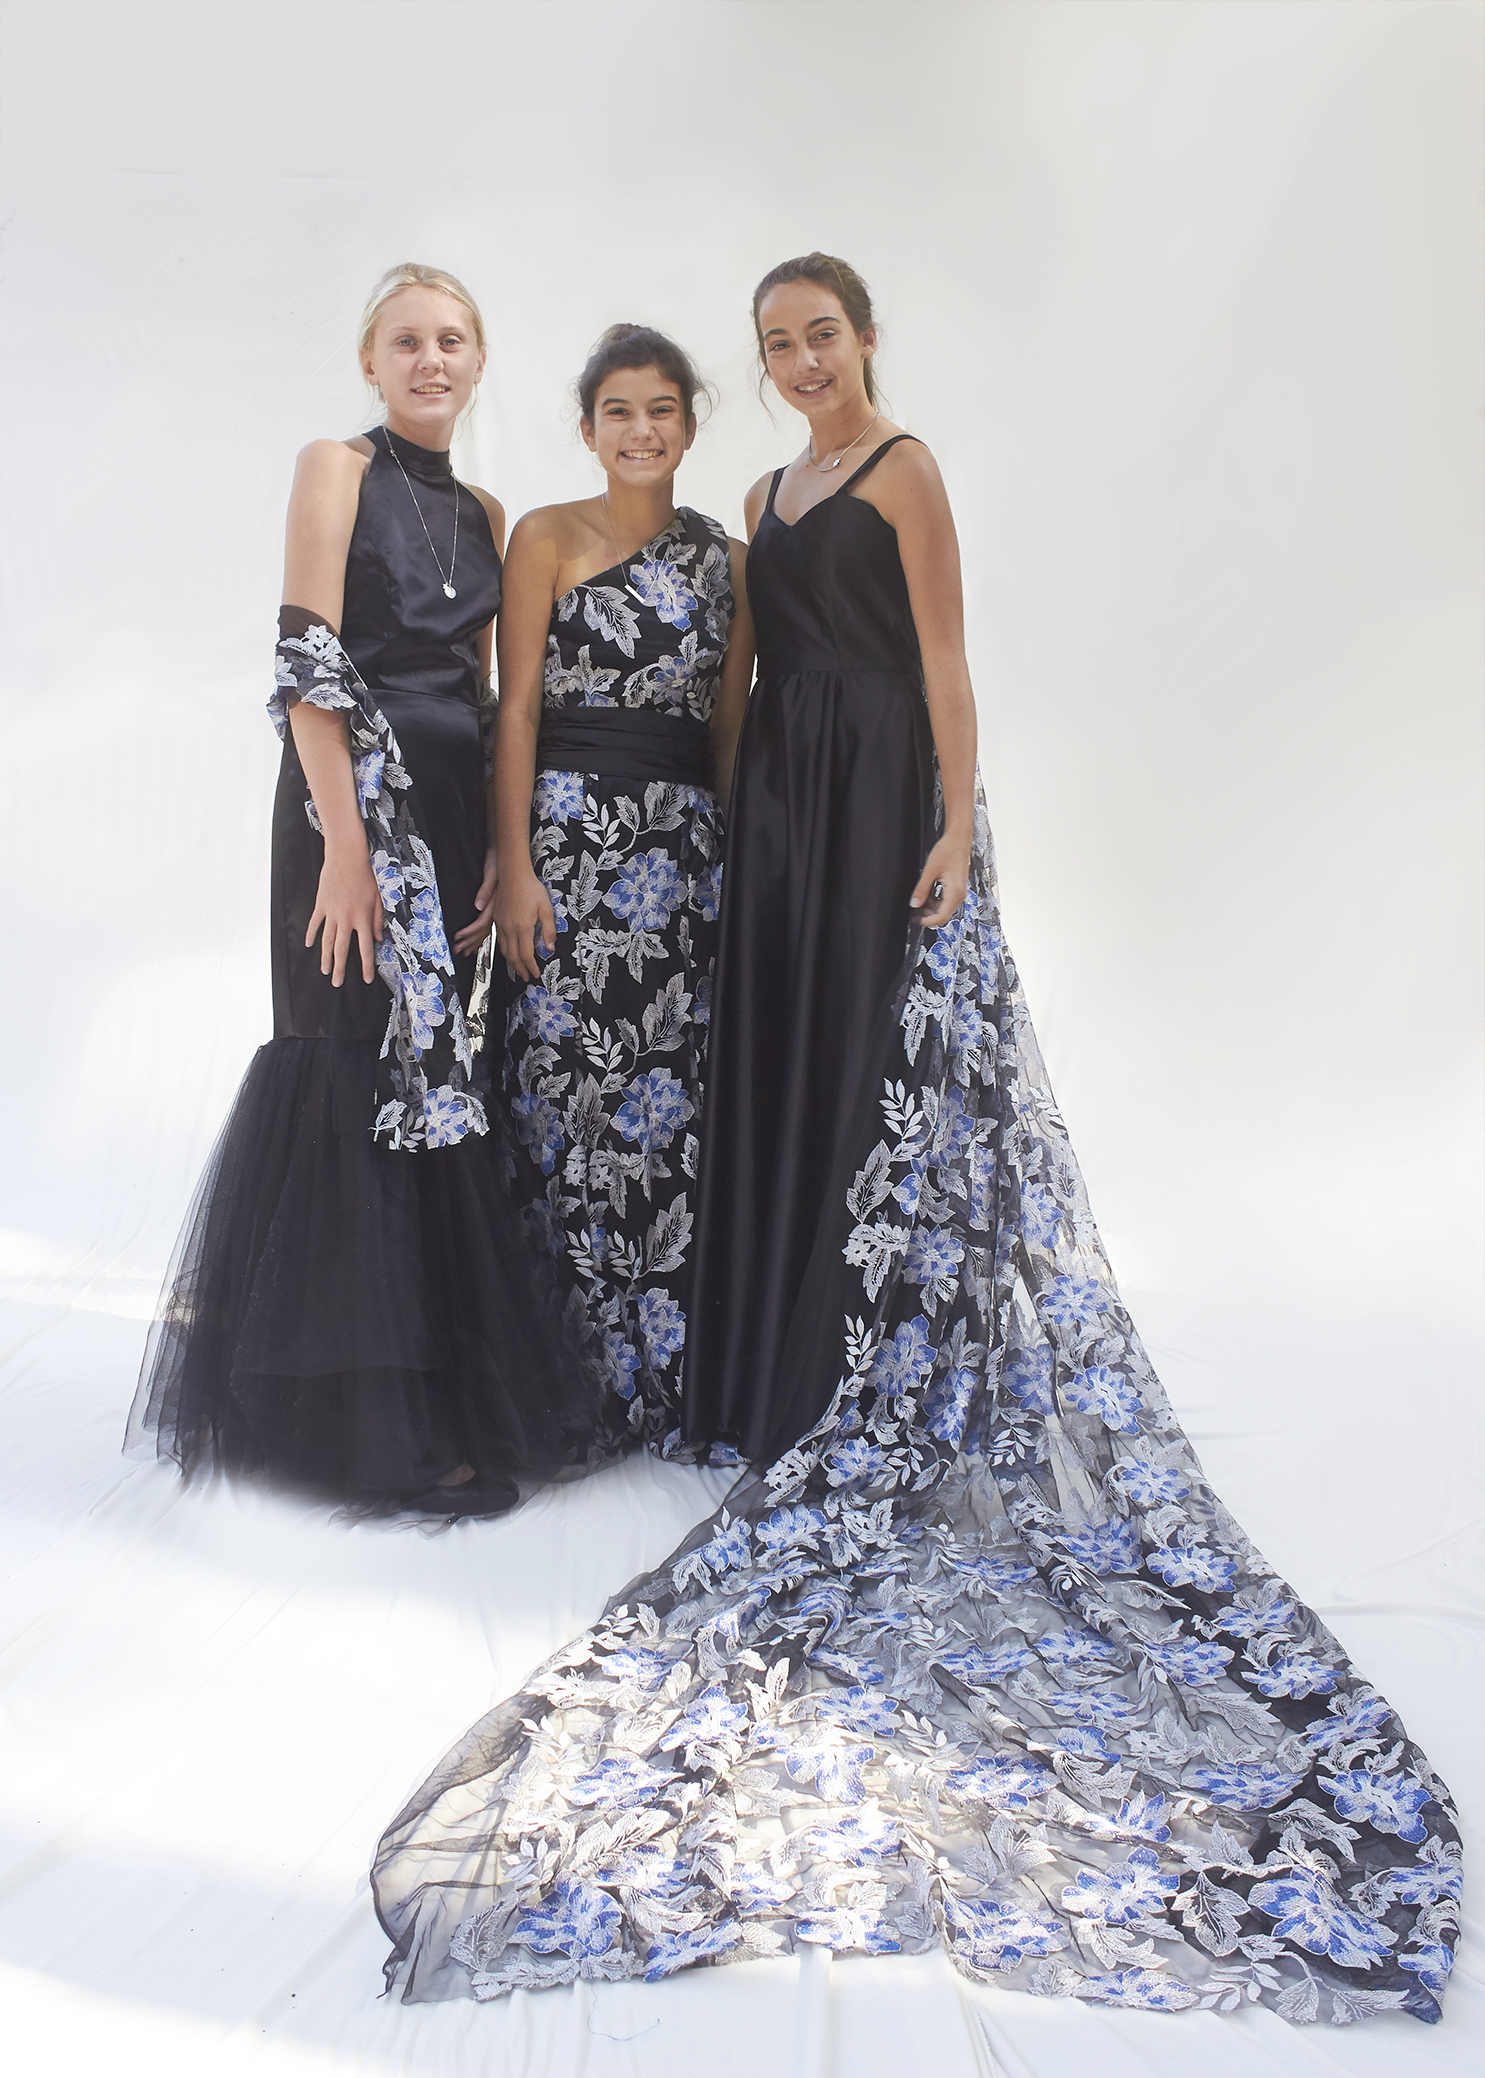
[356,263,487,366]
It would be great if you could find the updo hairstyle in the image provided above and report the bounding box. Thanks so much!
[357,263,487,370]
[751,252,880,406]
[576,323,710,426]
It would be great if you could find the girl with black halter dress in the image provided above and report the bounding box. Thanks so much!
[128,265,595,1515]
[372,259,1458,2025]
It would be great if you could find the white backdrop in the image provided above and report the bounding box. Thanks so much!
[1,3,1480,2074]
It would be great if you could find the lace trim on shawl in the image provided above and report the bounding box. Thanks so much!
[270,622,487,1151]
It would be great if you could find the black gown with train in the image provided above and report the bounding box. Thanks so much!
[372,435,1459,2024]
[128,427,597,1507]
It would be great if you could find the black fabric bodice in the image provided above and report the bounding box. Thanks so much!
[341,426,500,701]
[746,458,922,679]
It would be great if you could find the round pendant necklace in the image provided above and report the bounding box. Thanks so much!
[808,410,881,473]
[382,426,460,598]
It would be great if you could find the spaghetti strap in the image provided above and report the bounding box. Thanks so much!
[763,466,786,517]
[840,431,922,495]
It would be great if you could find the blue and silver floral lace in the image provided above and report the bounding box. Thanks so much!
[271,623,486,1151]
[374,782,1459,2024]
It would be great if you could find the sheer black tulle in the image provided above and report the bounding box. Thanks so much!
[127,1034,602,1505]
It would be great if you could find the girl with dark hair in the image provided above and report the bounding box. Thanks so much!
[127,266,597,1517]
[480,325,754,1451]
[373,265,1457,2025]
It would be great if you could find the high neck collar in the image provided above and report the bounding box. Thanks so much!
[377,423,453,480]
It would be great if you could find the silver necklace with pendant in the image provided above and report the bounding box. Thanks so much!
[382,426,460,598]
[808,410,881,473]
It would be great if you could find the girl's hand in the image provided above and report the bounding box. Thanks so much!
[494,863,558,985]
[307,846,384,985]
[909,833,970,931]
[453,846,499,957]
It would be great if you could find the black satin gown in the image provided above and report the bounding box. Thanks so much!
[128,428,596,1508]
[685,436,937,1461]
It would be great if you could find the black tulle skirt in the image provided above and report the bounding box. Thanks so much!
[127,1030,602,1508]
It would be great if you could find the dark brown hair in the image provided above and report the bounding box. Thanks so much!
[751,252,880,406]
[576,323,708,424]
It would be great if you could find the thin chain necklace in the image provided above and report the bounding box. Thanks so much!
[808,410,881,473]
[599,491,673,576]
[381,426,460,598]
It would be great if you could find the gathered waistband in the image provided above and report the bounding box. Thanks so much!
[537,706,716,790]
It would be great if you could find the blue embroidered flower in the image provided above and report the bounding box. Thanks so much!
[1004,1344,1055,1416]
[925,910,964,986]
[1141,1638,1233,1686]
[600,1645,672,1689]
[794,1807,900,1862]
[521,983,579,1043]
[643,1923,743,1979]
[1061,1846,1179,1925]
[568,1756,679,1808]
[353,748,385,809]
[514,1879,621,1958]
[660,1684,750,1752]
[1147,1544,1237,1592]
[636,1288,686,1368]
[1032,1629,1124,1671]
[923,1360,978,1445]
[604,846,687,930]
[822,1437,888,1488]
[902,1227,964,1292]
[422,1084,479,1148]
[628,554,698,629]
[943,1894,1068,1970]
[1062,1517,1141,1575]
[810,1687,899,1735]
[946,1753,1055,1807]
[614,1068,692,1150]
[533,768,587,822]
[401,968,446,1054]
[602,1326,641,1397]
[1038,1274,1111,1326]
[1112,1455,1191,1507]
[695,1516,751,1574]
[1244,1652,1341,1700]
[866,1316,936,1400]
[1399,1944,1455,1996]
[1064,1365,1143,1433]
[932,1086,976,1164]
[1019,1181,1063,1246]
[1323,1768,1432,1844]
[785,1741,875,1803]
[1302,1689,1394,1751]
[371,848,404,906]
[1076,1969,1199,2012]
[755,1505,829,1557]
[1186,1761,1306,1810]
[511,1090,563,1174]
[408,887,450,964]
[939,1643,1037,1685]
[1247,1868,1399,1968]
[730,1863,796,1915]
[695,861,722,921]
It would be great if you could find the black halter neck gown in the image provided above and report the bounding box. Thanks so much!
[685,435,936,1460]
[128,427,596,1509]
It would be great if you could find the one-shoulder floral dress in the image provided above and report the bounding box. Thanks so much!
[498,508,734,1452]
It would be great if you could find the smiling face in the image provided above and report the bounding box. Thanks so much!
[757,281,876,421]
[581,363,695,487]
[361,286,486,441]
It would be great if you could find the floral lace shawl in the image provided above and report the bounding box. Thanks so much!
[373,779,1459,2024]
[271,623,486,1151]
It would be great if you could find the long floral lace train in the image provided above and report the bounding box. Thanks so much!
[372,786,1460,2026]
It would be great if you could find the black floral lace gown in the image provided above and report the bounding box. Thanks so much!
[498,508,734,1452]
[374,447,1458,2024]
[128,427,595,1505]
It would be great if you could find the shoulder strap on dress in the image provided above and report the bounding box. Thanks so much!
[764,467,786,516]
[840,432,922,494]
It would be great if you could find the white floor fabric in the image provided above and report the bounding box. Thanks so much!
[2,1288,1477,2078]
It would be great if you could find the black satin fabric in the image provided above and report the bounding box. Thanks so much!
[684,437,937,1462]
[270,428,500,1042]
[535,707,716,790]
